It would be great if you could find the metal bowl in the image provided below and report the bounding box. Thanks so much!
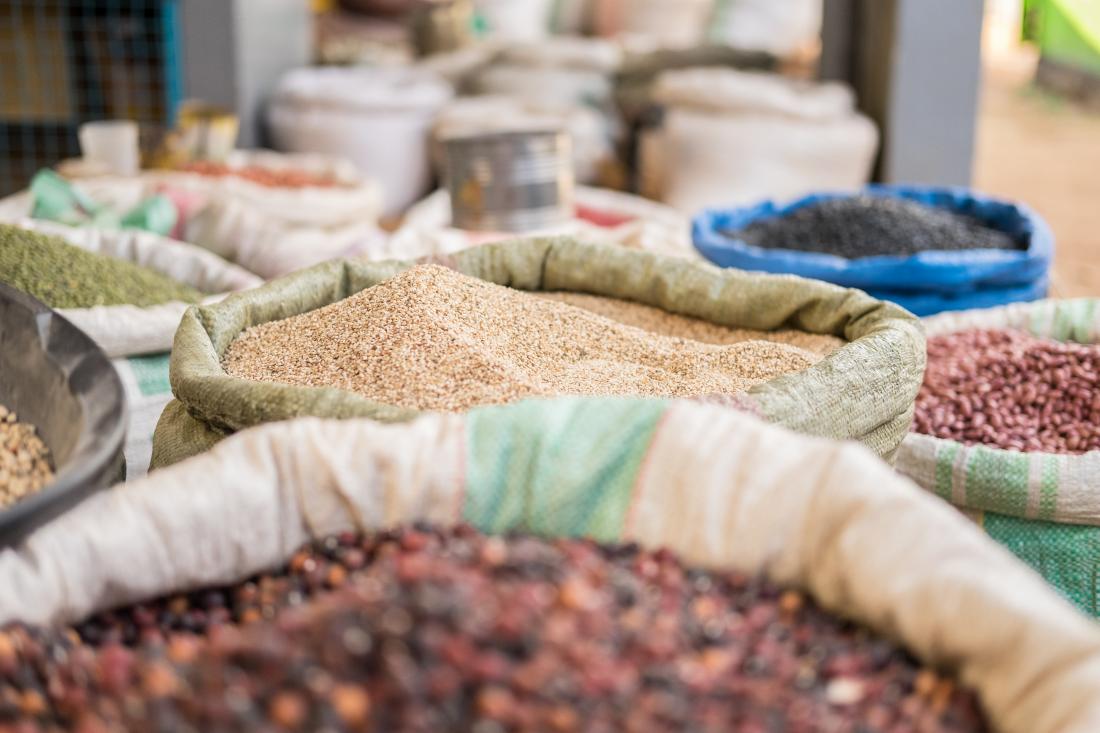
[0,283,126,546]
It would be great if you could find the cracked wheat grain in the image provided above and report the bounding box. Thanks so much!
[223,265,824,412]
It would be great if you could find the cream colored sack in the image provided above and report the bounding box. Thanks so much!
[160,151,385,279]
[2,398,1099,733]
[13,219,261,358]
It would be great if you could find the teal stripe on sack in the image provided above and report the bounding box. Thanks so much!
[966,447,1028,517]
[463,398,668,543]
[126,353,172,397]
[985,512,1100,616]
[1038,456,1061,521]
[934,442,960,501]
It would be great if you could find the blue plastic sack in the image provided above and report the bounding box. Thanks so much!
[692,185,1054,295]
[866,274,1050,317]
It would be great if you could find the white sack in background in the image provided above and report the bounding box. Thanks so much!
[645,68,878,214]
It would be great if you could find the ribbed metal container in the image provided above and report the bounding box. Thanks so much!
[444,129,575,233]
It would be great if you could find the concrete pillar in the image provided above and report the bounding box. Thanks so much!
[179,0,311,147]
[821,0,986,186]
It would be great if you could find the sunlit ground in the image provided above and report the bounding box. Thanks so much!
[975,0,1100,297]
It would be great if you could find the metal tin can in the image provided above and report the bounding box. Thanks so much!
[443,129,575,233]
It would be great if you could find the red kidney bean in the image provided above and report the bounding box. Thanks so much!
[916,329,1100,454]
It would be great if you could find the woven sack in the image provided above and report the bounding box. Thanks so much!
[3,221,260,479]
[152,237,923,468]
[157,150,384,280]
[431,95,616,184]
[7,399,1100,733]
[896,298,1100,615]
[12,220,262,358]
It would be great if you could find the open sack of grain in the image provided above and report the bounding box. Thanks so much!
[897,299,1100,615]
[692,186,1054,317]
[0,152,386,281]
[4,399,1100,732]
[431,95,617,185]
[0,222,261,479]
[157,150,385,280]
[379,187,695,260]
[152,237,923,469]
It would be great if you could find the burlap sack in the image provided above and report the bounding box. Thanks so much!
[6,399,1100,733]
[896,298,1100,614]
[153,238,925,468]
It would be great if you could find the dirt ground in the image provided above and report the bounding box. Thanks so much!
[974,10,1100,297]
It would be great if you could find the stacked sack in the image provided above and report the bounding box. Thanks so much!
[693,186,1054,316]
[0,152,388,280]
[640,67,878,214]
[467,37,624,185]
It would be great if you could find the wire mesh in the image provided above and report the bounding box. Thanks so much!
[0,0,182,196]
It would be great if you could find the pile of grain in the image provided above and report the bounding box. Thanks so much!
[0,224,204,309]
[729,196,1021,259]
[0,404,53,509]
[539,291,845,356]
[223,264,824,412]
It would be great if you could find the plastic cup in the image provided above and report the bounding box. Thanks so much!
[78,120,140,176]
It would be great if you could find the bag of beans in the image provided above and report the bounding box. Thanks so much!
[1,221,262,479]
[151,237,924,469]
[693,186,1055,317]
[158,150,386,280]
[4,399,1100,732]
[0,154,386,282]
[382,187,696,260]
[896,298,1100,614]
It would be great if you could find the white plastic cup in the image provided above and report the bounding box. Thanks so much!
[78,120,140,176]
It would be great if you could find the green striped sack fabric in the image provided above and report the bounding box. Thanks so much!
[895,298,1100,614]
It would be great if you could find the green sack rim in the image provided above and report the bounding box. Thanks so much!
[169,237,925,453]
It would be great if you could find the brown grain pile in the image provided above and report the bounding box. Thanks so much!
[223,264,824,412]
[0,404,54,508]
[539,291,846,356]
